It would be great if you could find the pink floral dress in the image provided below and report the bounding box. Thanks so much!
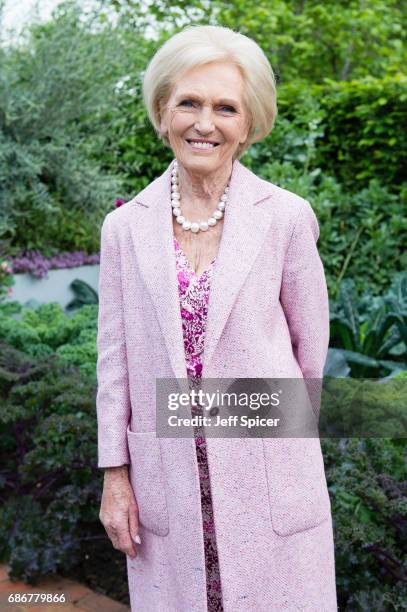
[174,236,224,611]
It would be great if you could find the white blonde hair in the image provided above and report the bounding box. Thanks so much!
[142,25,278,159]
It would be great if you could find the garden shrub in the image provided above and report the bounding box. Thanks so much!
[0,3,125,256]
[277,74,407,194]
[0,302,97,377]
[326,271,407,376]
[0,298,129,595]
[0,340,102,581]
[322,437,407,609]
[315,75,407,194]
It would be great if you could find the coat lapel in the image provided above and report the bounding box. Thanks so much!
[129,158,276,383]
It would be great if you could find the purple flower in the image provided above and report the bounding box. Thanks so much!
[115,198,125,208]
[8,250,100,278]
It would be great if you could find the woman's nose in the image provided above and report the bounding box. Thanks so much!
[194,107,215,132]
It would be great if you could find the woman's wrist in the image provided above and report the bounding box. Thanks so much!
[103,465,129,480]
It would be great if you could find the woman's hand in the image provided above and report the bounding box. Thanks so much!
[99,466,141,559]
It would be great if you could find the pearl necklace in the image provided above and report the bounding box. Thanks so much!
[171,159,230,233]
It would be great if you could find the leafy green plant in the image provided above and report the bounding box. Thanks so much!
[0,1,125,255]
[313,74,407,194]
[0,340,102,582]
[328,273,407,377]
[322,437,407,610]
[66,279,99,311]
[320,377,406,438]
[0,302,97,374]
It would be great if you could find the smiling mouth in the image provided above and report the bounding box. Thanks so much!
[185,139,220,149]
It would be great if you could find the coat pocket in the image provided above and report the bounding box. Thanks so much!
[262,437,332,537]
[126,425,170,536]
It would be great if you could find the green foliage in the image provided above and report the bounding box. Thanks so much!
[0,300,112,582]
[66,280,99,312]
[322,437,407,609]
[275,74,407,194]
[313,75,407,193]
[320,377,406,438]
[110,0,406,83]
[217,0,406,84]
[0,302,98,377]
[0,339,102,581]
[0,1,126,256]
[327,272,407,377]
[91,65,174,199]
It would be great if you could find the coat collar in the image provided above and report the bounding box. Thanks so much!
[128,158,276,386]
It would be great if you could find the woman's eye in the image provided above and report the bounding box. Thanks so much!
[179,100,235,113]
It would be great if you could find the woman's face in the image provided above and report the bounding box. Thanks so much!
[159,61,250,174]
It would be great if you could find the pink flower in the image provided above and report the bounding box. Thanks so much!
[115,198,125,208]
[7,287,13,295]
[1,261,12,273]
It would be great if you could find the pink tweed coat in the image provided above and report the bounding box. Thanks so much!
[96,158,338,611]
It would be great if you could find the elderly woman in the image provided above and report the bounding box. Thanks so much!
[96,24,337,612]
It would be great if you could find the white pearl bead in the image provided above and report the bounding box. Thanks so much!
[171,164,228,233]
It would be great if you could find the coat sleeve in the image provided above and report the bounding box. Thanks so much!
[96,212,131,468]
[279,199,330,418]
